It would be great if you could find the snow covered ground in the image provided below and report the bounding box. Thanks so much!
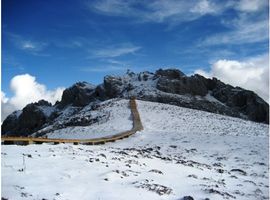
[2,99,269,200]
[43,99,133,139]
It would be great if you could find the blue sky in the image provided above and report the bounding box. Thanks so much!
[1,0,269,111]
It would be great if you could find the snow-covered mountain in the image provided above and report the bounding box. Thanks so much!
[2,68,269,137]
[36,99,133,139]
[2,99,268,200]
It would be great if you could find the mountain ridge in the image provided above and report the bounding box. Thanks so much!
[2,68,269,137]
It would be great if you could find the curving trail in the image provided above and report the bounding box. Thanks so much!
[1,98,143,145]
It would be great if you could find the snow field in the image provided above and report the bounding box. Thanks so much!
[2,99,269,200]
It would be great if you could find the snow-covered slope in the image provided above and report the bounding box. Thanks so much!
[2,100,269,200]
[37,99,133,139]
[3,69,269,138]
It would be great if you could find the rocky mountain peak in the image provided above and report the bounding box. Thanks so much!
[2,68,269,137]
[35,100,52,107]
[58,81,96,108]
[155,68,185,79]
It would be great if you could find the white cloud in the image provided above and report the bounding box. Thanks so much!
[1,74,64,121]
[91,0,138,17]
[6,32,48,55]
[93,0,267,46]
[52,37,86,49]
[106,59,126,65]
[21,41,37,50]
[200,17,268,46]
[19,41,48,55]
[194,54,269,101]
[1,92,16,123]
[88,0,225,23]
[236,0,268,12]
[81,65,128,73]
[198,0,268,46]
[92,43,141,58]
[89,0,268,46]
[1,92,8,103]
[191,0,219,15]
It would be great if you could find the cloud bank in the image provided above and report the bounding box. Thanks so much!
[1,74,64,121]
[195,54,269,102]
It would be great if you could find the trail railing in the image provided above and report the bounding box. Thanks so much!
[1,98,143,145]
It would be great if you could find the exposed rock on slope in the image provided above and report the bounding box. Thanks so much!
[2,68,269,136]
[2,100,56,136]
[58,82,96,108]
[157,74,209,96]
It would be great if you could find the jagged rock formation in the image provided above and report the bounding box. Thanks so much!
[58,81,96,108]
[2,100,56,136]
[2,68,269,136]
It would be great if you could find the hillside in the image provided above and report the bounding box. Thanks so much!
[2,69,269,137]
[34,99,133,139]
[2,99,269,200]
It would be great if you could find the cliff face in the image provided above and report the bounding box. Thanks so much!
[2,68,269,137]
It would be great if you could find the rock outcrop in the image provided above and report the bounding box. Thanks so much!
[2,100,56,136]
[103,76,124,98]
[58,82,96,108]
[156,73,208,96]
